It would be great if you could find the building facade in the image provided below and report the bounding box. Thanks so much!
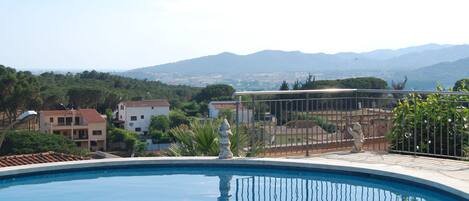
[116,99,170,134]
[39,109,107,151]
[208,101,253,123]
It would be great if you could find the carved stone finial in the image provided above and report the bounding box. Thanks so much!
[348,122,365,153]
[219,119,233,159]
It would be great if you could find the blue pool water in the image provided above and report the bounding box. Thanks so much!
[0,166,463,201]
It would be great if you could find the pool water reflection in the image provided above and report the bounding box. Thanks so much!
[0,166,461,201]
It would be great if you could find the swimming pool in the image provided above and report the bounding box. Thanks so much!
[0,164,464,201]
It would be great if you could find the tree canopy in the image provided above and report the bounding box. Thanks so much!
[0,66,41,123]
[0,66,200,126]
[194,84,235,102]
[454,78,469,91]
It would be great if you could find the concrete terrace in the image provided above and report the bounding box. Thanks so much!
[291,151,469,183]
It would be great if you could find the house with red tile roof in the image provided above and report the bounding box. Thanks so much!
[0,152,89,168]
[116,99,170,135]
[39,109,107,151]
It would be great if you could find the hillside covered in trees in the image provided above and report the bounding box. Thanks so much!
[0,65,199,124]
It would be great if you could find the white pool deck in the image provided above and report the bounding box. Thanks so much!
[0,152,468,199]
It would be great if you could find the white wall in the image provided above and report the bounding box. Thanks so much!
[118,105,169,134]
[208,104,219,118]
[208,104,253,123]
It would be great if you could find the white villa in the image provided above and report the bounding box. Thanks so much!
[208,101,253,123]
[116,99,170,135]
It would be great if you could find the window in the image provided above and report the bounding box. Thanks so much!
[135,127,141,132]
[78,130,87,139]
[130,116,137,121]
[66,117,73,125]
[151,107,154,109]
[143,131,148,135]
[92,130,102,135]
[49,117,54,123]
[140,115,144,119]
[120,105,124,110]
[90,141,97,146]
[129,122,134,127]
[58,117,65,125]
[75,117,80,125]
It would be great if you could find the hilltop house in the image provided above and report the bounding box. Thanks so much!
[208,101,253,123]
[39,109,107,151]
[116,99,170,135]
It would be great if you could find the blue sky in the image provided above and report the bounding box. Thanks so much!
[1,0,469,71]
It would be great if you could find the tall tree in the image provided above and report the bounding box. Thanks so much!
[279,80,289,90]
[194,84,235,102]
[0,66,41,123]
[67,88,104,109]
[392,76,408,90]
[453,78,469,91]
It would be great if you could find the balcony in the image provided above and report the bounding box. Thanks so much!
[233,89,469,160]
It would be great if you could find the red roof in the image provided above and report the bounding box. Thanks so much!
[41,109,105,123]
[79,109,106,123]
[0,152,89,167]
[121,99,170,107]
[210,101,239,110]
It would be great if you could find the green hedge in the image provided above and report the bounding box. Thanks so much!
[388,93,469,157]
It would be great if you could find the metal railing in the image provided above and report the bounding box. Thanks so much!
[234,89,469,159]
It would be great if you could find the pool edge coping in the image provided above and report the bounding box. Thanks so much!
[0,157,468,200]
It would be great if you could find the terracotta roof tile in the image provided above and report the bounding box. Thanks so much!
[122,99,170,107]
[209,101,244,110]
[0,152,89,168]
[78,109,106,123]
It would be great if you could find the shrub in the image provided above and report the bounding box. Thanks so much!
[107,127,145,155]
[165,120,248,156]
[290,113,337,133]
[1,131,87,156]
[149,115,170,132]
[149,130,171,143]
[388,92,469,157]
[169,110,190,128]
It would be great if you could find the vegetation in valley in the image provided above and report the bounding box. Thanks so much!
[1,130,87,156]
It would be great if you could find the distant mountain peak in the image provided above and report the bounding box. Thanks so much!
[216,52,237,56]
[127,43,469,74]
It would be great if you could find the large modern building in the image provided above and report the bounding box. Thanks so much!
[116,99,170,134]
[39,109,107,151]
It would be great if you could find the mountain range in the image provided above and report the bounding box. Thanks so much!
[123,44,469,90]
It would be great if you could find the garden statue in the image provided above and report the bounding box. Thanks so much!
[219,119,234,159]
[348,122,365,153]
